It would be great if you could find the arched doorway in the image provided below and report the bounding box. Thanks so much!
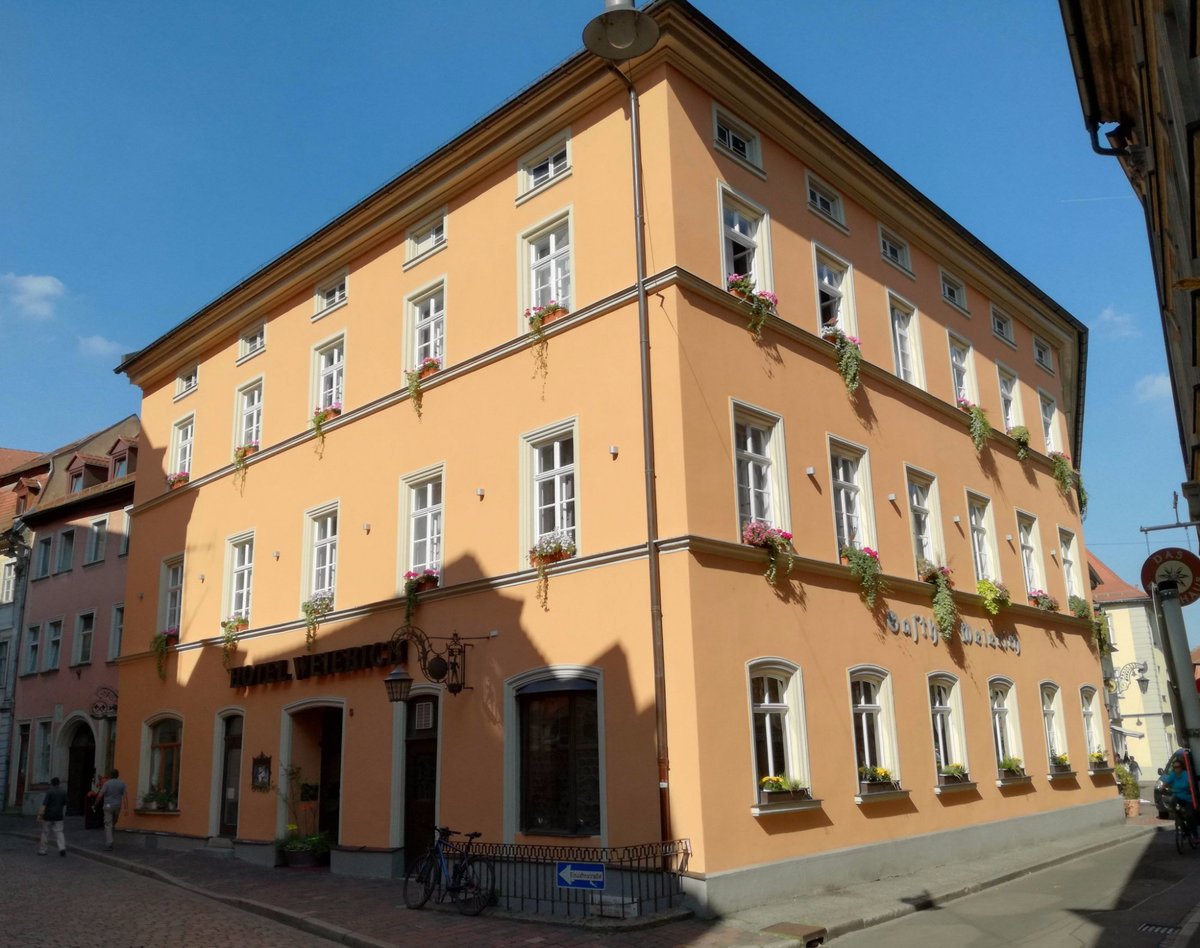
[66,723,96,815]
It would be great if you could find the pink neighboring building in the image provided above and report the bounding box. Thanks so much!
[8,417,138,815]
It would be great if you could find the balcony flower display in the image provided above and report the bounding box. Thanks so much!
[976,578,1011,615]
[841,545,883,607]
[529,531,577,610]
[301,595,334,651]
[821,325,862,393]
[405,359,441,420]
[999,755,1024,776]
[151,628,179,680]
[956,397,992,453]
[758,775,810,803]
[165,471,190,490]
[526,301,567,379]
[1028,588,1059,612]
[1007,424,1031,461]
[741,520,795,585]
[938,763,968,783]
[858,766,898,791]
[220,615,249,668]
[919,559,957,641]
[311,402,342,447]
[725,273,778,340]
[1049,451,1088,519]
[403,567,440,622]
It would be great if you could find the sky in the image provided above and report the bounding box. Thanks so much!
[3,1,1197,638]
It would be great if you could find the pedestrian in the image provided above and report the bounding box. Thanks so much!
[37,777,68,856]
[1129,755,1141,781]
[99,768,128,850]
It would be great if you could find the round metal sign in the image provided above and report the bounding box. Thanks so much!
[1141,547,1200,605]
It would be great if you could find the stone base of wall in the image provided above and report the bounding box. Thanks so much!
[331,846,406,879]
[685,797,1123,918]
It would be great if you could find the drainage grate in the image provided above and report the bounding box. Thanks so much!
[1137,922,1181,935]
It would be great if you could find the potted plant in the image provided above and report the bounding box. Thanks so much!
[758,775,810,804]
[416,356,441,379]
[858,765,898,793]
[999,755,1024,777]
[274,766,331,867]
[301,595,333,651]
[842,545,884,607]
[1028,588,1059,612]
[976,578,1011,616]
[529,531,577,610]
[742,520,796,585]
[403,567,440,623]
[154,787,177,811]
[938,763,969,784]
[1115,764,1141,817]
[1050,753,1071,772]
[311,402,342,447]
[141,786,161,811]
[725,273,778,339]
[151,628,178,680]
[919,559,958,641]
[405,358,441,419]
[233,441,259,470]
[956,397,992,453]
[1048,451,1087,518]
[1089,751,1108,768]
[821,325,862,393]
[1007,424,1031,461]
[220,615,248,668]
[526,301,568,379]
[165,470,190,490]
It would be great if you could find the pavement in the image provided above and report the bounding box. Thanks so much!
[0,807,1166,946]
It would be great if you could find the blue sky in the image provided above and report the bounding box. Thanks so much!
[3,0,1195,637]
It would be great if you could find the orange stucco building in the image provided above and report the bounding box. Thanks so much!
[112,0,1113,915]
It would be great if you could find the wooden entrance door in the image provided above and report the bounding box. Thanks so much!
[14,724,29,805]
[403,695,439,868]
[218,715,243,837]
[66,725,96,814]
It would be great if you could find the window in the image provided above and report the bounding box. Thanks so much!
[526,218,572,313]
[44,619,62,670]
[890,297,918,384]
[74,612,94,665]
[239,324,265,359]
[406,211,447,264]
[907,470,940,568]
[520,134,571,194]
[1033,335,1054,372]
[534,433,576,546]
[735,409,787,532]
[175,365,198,398]
[33,537,51,579]
[518,679,599,835]
[229,535,254,621]
[310,506,338,599]
[0,640,8,691]
[238,381,263,450]
[85,517,107,564]
[411,285,445,369]
[816,251,852,332]
[314,272,347,316]
[162,556,184,634]
[172,416,194,478]
[850,669,895,774]
[720,190,767,287]
[1081,688,1102,756]
[315,338,345,411]
[0,562,13,603]
[991,307,1015,344]
[36,721,52,783]
[69,472,84,493]
[713,109,761,168]
[23,626,39,674]
[408,475,443,574]
[929,676,965,773]
[831,443,871,553]
[880,228,910,271]
[148,718,182,802]
[941,270,968,312]
[120,506,132,555]
[55,530,75,573]
[990,679,1021,765]
[1041,684,1066,761]
[112,454,129,478]
[1017,514,1042,594]
[967,494,996,581]
[1060,529,1080,599]
[749,661,808,790]
[998,368,1020,431]
[949,336,974,403]
[806,173,844,224]
[1039,392,1058,452]
[109,605,124,661]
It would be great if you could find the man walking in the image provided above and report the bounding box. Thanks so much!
[99,768,128,850]
[37,777,68,856]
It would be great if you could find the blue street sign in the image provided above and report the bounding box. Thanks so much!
[556,860,605,889]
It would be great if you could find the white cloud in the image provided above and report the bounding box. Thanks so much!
[1096,304,1141,338]
[77,335,124,359]
[0,272,65,321]
[1134,373,1171,403]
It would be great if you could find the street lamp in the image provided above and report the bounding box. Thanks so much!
[383,624,491,702]
[583,0,660,61]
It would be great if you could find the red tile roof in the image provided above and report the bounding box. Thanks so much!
[0,448,41,475]
[1088,553,1149,604]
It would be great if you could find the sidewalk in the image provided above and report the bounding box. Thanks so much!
[0,811,1159,946]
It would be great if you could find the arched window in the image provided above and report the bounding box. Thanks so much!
[989,678,1021,768]
[929,675,966,775]
[850,667,895,778]
[1080,687,1101,757]
[149,718,182,803]
[517,678,599,836]
[1041,683,1067,763]
[748,661,808,790]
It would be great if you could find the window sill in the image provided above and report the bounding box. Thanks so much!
[995,773,1033,788]
[82,559,104,568]
[880,254,915,281]
[515,168,573,207]
[854,785,909,805]
[235,347,265,366]
[942,297,971,318]
[807,203,849,235]
[933,780,978,796]
[172,387,197,403]
[312,299,347,323]
[1035,361,1056,376]
[1047,769,1077,781]
[1088,765,1115,776]
[402,239,447,271]
[752,797,822,816]
[714,141,766,179]
[992,330,1018,350]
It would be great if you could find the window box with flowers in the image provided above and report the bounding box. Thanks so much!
[726,273,778,340]
[842,546,884,607]
[743,521,796,585]
[856,766,907,802]
[1087,751,1113,775]
[403,568,440,623]
[1049,451,1088,518]
[220,615,249,668]
[529,532,576,610]
[956,397,992,453]
[139,786,178,812]
[1007,425,1031,461]
[821,325,862,394]
[151,628,179,680]
[1028,588,1059,612]
[934,763,976,794]
[300,595,333,651]
[311,403,342,445]
[996,756,1031,787]
[919,559,958,641]
[526,301,568,379]
[405,358,441,419]
[757,775,812,805]
[977,578,1011,615]
[165,471,190,490]
[1048,754,1075,779]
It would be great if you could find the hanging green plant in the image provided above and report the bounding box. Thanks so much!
[957,398,992,453]
[919,560,957,641]
[743,521,796,585]
[1007,425,1030,461]
[300,595,333,651]
[219,615,249,668]
[1048,451,1087,519]
[726,273,779,340]
[403,568,440,623]
[405,356,441,419]
[821,326,862,393]
[841,545,884,607]
[525,301,567,380]
[529,531,576,610]
[976,578,1011,615]
[151,628,179,680]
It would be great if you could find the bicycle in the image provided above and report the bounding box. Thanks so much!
[1163,790,1199,854]
[403,826,494,916]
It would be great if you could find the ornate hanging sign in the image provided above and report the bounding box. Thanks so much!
[89,686,118,719]
[1141,547,1200,605]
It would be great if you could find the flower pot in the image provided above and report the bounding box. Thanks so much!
[413,576,439,592]
[759,788,811,805]
[1050,763,1071,774]
[938,772,968,784]
[239,445,258,458]
[418,365,438,380]
[530,550,572,569]
[1124,798,1141,818]
[233,619,249,632]
[168,477,189,490]
[859,780,899,795]
[538,309,568,327]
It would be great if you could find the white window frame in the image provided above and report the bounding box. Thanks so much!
[849,666,898,780]
[1041,682,1067,762]
[879,227,911,273]
[313,269,348,319]
[520,211,573,325]
[120,506,132,556]
[175,364,199,400]
[989,678,1023,767]
[171,415,195,478]
[44,617,63,670]
[1060,528,1080,599]
[33,537,52,579]
[405,209,448,267]
[966,492,998,582]
[906,467,944,572]
[940,269,969,314]
[55,528,75,573]
[84,516,107,565]
[814,246,854,334]
[991,306,1016,346]
[227,532,254,622]
[518,131,571,199]
[409,280,446,371]
[889,294,922,386]
[520,418,579,560]
[712,106,763,172]
[1039,391,1059,453]
[1016,512,1043,596]
[402,466,444,579]
[160,555,184,635]
[0,561,13,603]
[928,673,968,776]
[746,659,810,795]
[109,604,124,661]
[733,403,790,536]
[306,503,339,602]
[1033,335,1054,373]
[948,333,975,403]
[1080,687,1102,756]
[829,438,875,556]
[805,171,846,226]
[313,335,346,413]
[24,625,40,674]
[997,365,1021,432]
[719,185,771,291]
[73,611,94,666]
[237,379,263,451]
[238,323,266,361]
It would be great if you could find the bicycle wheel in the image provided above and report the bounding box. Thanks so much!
[404,854,436,909]
[455,857,494,916]
[1176,816,1186,854]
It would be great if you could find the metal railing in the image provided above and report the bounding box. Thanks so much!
[463,837,691,919]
